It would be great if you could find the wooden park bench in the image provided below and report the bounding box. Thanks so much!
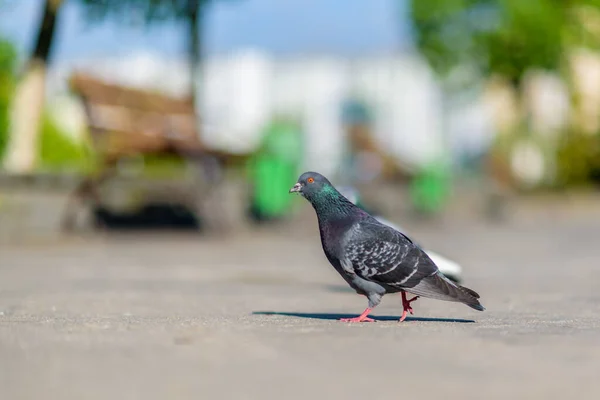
[61,72,251,232]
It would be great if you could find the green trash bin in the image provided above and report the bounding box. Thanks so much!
[249,119,303,221]
[409,161,452,216]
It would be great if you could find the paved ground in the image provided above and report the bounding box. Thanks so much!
[1,207,600,400]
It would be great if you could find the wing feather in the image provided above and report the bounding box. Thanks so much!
[343,220,438,289]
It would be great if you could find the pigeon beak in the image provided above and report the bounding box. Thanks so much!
[289,183,302,194]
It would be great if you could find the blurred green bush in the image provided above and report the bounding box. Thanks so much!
[38,112,95,173]
[0,38,17,159]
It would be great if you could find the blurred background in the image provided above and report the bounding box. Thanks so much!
[2,2,600,399]
[3,0,600,236]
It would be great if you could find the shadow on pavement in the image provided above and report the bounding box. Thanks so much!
[253,311,475,323]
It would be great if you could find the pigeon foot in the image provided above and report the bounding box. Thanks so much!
[340,308,374,323]
[399,292,419,322]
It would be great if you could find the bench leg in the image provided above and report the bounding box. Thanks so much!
[190,155,228,233]
[61,165,116,232]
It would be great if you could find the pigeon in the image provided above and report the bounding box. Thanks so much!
[289,172,485,322]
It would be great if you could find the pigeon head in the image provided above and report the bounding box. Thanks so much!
[289,172,332,198]
[290,172,356,217]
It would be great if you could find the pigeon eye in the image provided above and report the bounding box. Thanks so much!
[307,177,315,184]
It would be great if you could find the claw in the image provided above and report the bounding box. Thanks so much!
[340,307,374,323]
[399,310,409,323]
[399,292,420,322]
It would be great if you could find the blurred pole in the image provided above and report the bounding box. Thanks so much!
[3,0,64,174]
[187,0,205,116]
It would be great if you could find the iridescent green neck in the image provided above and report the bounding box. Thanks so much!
[308,185,355,220]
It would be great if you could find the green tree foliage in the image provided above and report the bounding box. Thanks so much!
[409,0,600,87]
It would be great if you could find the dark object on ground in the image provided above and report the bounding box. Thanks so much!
[93,203,201,231]
[247,203,283,224]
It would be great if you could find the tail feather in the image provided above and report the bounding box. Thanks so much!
[405,272,485,311]
[458,285,481,299]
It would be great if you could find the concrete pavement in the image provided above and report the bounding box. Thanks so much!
[1,210,599,399]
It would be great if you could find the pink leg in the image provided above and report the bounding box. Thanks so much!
[340,308,375,323]
[399,292,419,322]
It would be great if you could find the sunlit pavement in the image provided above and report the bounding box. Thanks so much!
[1,208,599,400]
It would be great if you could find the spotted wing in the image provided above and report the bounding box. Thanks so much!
[342,221,438,288]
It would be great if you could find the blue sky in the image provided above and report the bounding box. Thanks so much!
[0,0,411,62]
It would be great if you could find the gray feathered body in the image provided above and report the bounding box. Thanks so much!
[316,202,484,312]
